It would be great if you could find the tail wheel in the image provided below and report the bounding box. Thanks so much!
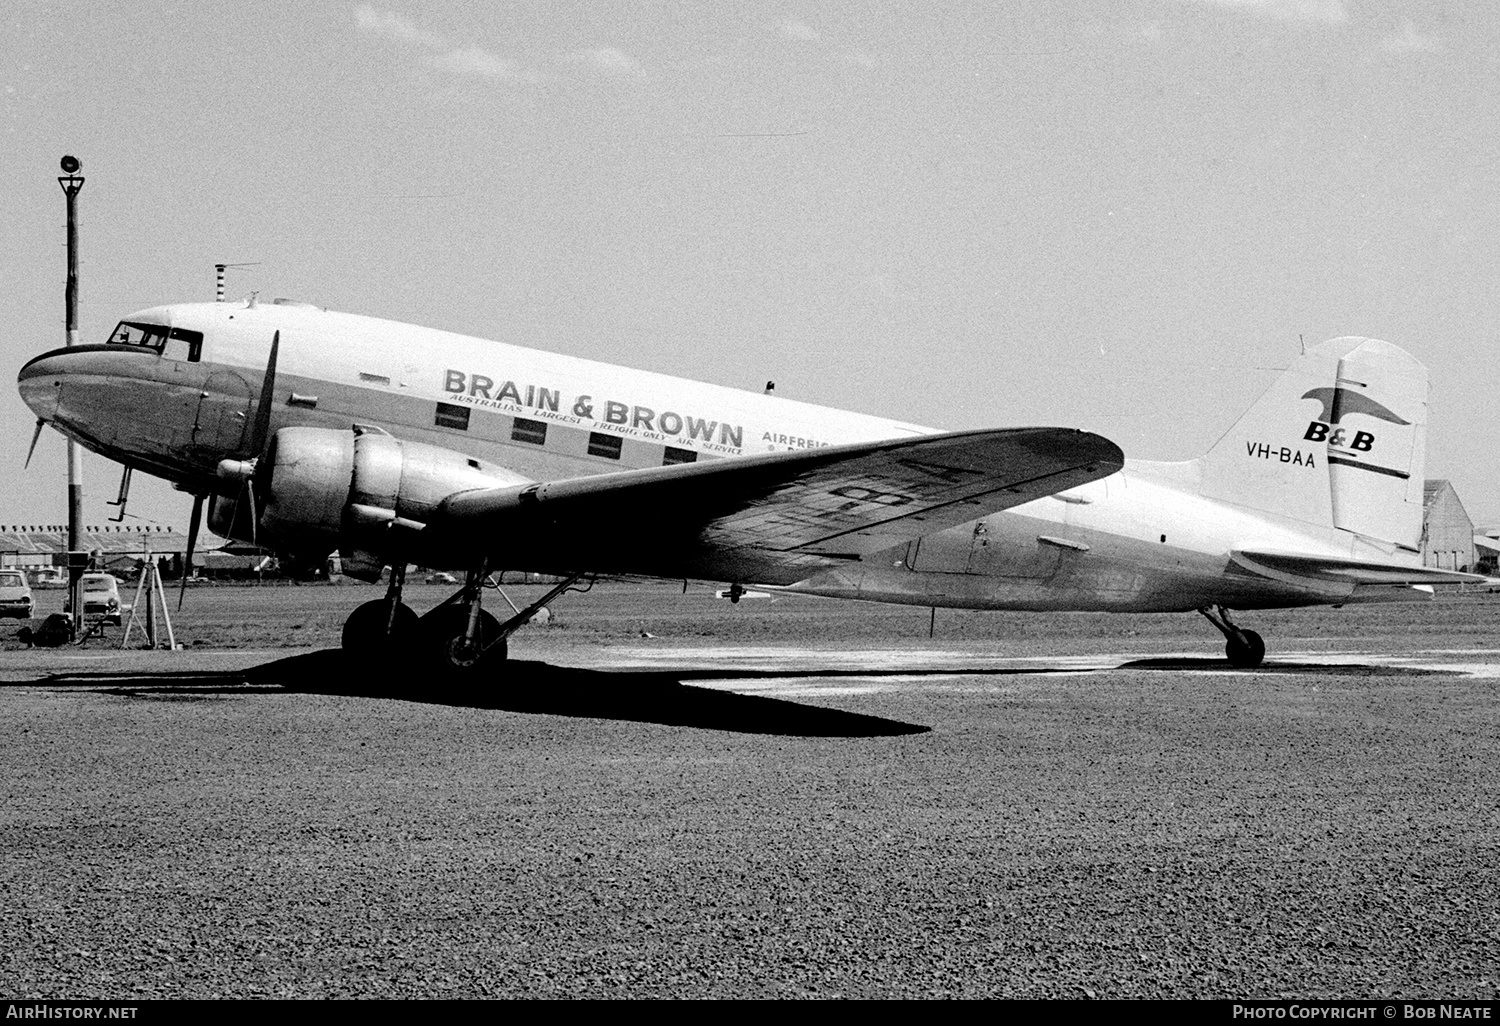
[1225,629,1265,669]
[424,606,506,671]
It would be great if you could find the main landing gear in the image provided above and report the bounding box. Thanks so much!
[1198,604,1265,669]
[341,563,419,658]
[341,563,590,673]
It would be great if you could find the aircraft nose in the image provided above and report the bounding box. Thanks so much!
[17,351,66,423]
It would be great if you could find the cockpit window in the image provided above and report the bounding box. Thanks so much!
[106,321,203,361]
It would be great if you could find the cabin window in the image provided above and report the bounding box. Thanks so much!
[512,418,547,445]
[663,446,697,466]
[434,402,470,430]
[161,335,192,362]
[106,322,203,361]
[587,432,622,460]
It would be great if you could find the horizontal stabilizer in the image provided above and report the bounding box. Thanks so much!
[433,428,1123,583]
[1344,584,1437,604]
[1232,549,1484,587]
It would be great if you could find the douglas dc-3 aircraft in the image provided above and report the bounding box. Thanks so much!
[17,298,1480,671]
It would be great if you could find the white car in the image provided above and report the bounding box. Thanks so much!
[0,570,34,619]
[80,573,129,625]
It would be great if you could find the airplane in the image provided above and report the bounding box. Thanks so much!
[17,297,1481,672]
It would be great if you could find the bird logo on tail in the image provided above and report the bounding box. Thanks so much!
[1300,387,1409,426]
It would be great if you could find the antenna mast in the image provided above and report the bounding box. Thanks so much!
[214,262,259,302]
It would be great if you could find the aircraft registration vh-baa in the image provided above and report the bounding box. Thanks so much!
[17,299,1480,671]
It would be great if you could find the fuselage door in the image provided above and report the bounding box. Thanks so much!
[908,523,974,573]
[910,518,1062,579]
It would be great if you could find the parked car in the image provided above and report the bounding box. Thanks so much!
[80,573,129,626]
[0,570,34,619]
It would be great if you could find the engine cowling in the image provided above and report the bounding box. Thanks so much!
[209,426,530,580]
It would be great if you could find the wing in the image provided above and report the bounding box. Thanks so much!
[430,427,1123,585]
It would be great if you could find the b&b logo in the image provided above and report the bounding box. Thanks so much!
[1300,387,1408,452]
[1304,423,1375,450]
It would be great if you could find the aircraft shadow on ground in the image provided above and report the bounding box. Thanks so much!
[48,650,931,738]
[1116,656,1457,676]
[28,650,1454,737]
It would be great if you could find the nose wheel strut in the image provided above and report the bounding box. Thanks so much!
[1199,604,1265,669]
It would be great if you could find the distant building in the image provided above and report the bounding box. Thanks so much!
[1420,480,1474,572]
[0,525,190,572]
[1474,530,1499,576]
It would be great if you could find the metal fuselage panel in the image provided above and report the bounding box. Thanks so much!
[18,302,1374,610]
[789,472,1359,611]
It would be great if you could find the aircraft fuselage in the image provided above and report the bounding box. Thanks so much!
[18,301,1434,617]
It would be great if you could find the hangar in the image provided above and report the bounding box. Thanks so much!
[1420,480,1475,572]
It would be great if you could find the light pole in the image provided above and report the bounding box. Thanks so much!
[59,155,85,635]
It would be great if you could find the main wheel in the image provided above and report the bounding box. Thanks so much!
[1225,628,1265,669]
[342,598,419,655]
[423,606,506,672]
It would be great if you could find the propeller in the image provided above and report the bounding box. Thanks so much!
[24,419,46,469]
[177,493,203,611]
[249,329,280,458]
[223,327,279,549]
[201,329,281,601]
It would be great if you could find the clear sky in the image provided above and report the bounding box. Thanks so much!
[4,0,1497,535]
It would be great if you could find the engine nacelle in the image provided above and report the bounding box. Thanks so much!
[210,426,530,580]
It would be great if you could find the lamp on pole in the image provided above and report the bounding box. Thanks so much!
[58,155,85,635]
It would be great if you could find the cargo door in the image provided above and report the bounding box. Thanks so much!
[909,523,977,573]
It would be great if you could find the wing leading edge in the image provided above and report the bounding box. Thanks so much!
[430,427,1124,584]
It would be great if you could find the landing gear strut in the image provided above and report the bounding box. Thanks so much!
[342,563,417,658]
[1199,604,1265,669]
[426,563,504,670]
[341,564,591,673]
[418,568,591,673]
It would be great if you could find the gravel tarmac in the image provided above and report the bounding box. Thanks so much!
[1,583,1497,999]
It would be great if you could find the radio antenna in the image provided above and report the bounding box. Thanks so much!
[215,262,260,303]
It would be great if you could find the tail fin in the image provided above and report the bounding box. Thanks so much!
[1197,336,1428,548]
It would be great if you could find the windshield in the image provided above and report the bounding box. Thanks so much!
[0,572,23,587]
[82,577,114,591]
[106,321,203,362]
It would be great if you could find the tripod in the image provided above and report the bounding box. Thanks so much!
[120,556,179,650]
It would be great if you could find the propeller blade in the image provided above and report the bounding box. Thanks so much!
[245,477,259,551]
[217,329,276,559]
[24,419,45,469]
[248,329,280,457]
[177,494,203,611]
